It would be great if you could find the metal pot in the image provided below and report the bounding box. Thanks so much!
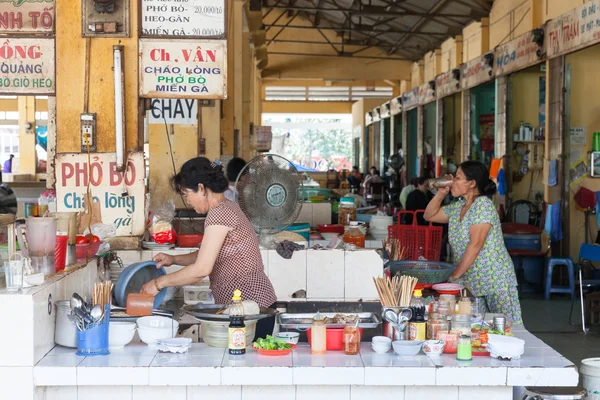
[54,300,77,348]
[521,387,587,400]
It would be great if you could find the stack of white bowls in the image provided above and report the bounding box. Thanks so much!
[137,316,179,346]
[371,336,392,354]
[369,216,393,240]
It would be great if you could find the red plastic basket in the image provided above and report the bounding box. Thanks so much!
[388,210,443,261]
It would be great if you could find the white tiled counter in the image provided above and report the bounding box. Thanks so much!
[29,324,578,400]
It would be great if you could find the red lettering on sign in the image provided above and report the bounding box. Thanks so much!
[0,12,23,30]
[0,43,41,60]
[150,48,170,62]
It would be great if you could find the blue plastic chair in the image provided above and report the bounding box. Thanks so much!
[546,244,600,326]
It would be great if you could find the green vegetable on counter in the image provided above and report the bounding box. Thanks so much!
[253,335,292,350]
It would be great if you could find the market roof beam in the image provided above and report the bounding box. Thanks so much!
[268,51,407,60]
[264,23,449,36]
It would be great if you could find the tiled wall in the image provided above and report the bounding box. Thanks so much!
[0,261,97,367]
[34,385,513,400]
[115,249,383,303]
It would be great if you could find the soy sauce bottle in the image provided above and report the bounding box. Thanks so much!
[409,289,426,340]
[228,289,246,355]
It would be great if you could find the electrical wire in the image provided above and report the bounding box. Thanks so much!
[497,7,530,46]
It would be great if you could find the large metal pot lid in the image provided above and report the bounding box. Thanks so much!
[182,303,278,322]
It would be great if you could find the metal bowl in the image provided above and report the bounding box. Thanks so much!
[182,303,278,322]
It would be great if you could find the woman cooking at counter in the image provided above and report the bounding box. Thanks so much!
[141,157,277,338]
[424,161,523,324]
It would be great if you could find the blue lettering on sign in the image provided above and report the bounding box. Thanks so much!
[63,193,100,209]
[496,51,517,68]
[104,192,135,214]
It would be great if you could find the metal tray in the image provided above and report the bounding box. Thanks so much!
[278,312,381,330]
[182,304,278,322]
[110,307,175,322]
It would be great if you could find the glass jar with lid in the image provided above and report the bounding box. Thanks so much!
[436,300,450,317]
[427,312,448,340]
[451,314,471,336]
[339,197,357,226]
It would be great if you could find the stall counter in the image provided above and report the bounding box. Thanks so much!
[28,324,577,400]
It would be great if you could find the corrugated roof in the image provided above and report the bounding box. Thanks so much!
[263,0,493,60]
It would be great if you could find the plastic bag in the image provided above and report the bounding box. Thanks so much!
[150,200,177,244]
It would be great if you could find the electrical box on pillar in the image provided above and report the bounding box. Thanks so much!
[82,0,130,37]
[80,113,97,152]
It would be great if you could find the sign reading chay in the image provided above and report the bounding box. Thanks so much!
[56,153,145,236]
[546,0,600,57]
[0,38,55,94]
[494,30,543,76]
[148,98,198,125]
[0,0,55,33]
[141,0,225,37]
[139,39,227,99]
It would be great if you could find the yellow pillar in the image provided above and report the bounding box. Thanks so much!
[481,17,490,54]
[242,31,252,160]
[18,96,36,177]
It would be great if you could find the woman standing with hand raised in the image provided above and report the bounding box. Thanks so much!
[424,161,522,324]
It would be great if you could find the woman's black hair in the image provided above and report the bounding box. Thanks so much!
[171,157,229,194]
[459,160,497,197]
[226,157,246,183]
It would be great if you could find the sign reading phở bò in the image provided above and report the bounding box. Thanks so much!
[148,98,198,125]
[0,38,55,94]
[139,39,227,99]
[141,0,225,38]
[546,0,600,58]
[56,152,145,237]
[0,0,55,33]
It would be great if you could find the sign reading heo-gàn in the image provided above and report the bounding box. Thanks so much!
[0,0,55,33]
[0,38,55,94]
[56,153,145,236]
[139,39,227,99]
[141,0,225,37]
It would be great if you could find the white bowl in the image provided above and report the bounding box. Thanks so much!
[320,233,337,241]
[371,336,392,354]
[392,340,423,357]
[276,332,300,344]
[109,322,136,349]
[423,340,445,357]
[137,316,179,346]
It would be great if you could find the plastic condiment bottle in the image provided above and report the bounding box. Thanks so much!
[409,289,426,341]
[456,334,472,361]
[311,317,327,354]
[228,289,246,355]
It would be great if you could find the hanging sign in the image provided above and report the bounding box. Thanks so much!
[435,69,461,98]
[494,30,544,76]
[418,83,436,105]
[0,38,55,94]
[0,0,55,33]
[547,0,600,58]
[56,152,146,237]
[390,96,402,116]
[462,53,494,90]
[148,98,198,125]
[139,39,227,99]
[141,0,225,38]
[402,87,419,111]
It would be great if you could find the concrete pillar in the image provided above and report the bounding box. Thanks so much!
[495,76,509,206]
[461,90,471,162]
[46,97,56,189]
[545,56,567,255]
[417,105,424,176]
[436,98,444,177]
[18,96,36,176]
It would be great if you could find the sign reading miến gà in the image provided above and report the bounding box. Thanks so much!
[139,39,227,99]
[56,153,145,237]
[0,0,55,33]
[0,38,55,94]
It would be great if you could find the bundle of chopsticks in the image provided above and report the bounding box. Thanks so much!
[373,275,418,307]
[384,238,407,261]
[92,281,113,307]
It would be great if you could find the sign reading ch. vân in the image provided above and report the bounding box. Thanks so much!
[56,153,145,237]
[0,0,55,33]
[139,39,227,99]
[0,38,55,94]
